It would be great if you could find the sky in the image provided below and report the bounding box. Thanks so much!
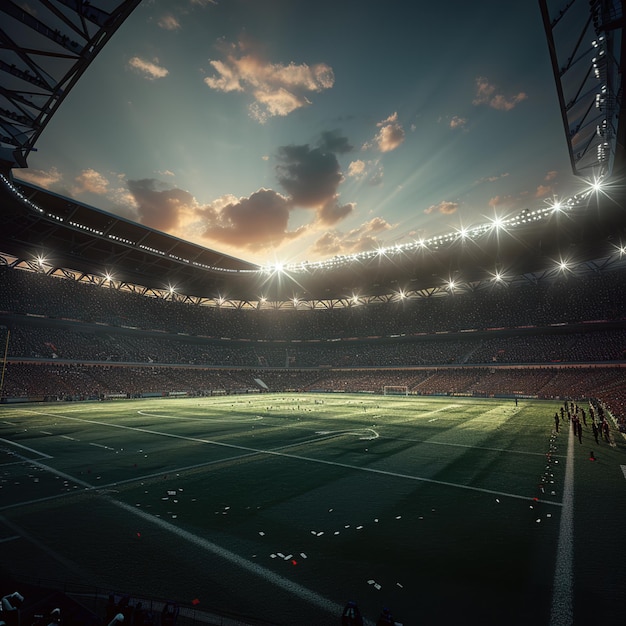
[13,0,586,267]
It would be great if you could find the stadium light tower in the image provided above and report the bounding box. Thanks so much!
[0,0,142,169]
[539,0,623,179]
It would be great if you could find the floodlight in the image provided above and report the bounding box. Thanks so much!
[586,176,605,193]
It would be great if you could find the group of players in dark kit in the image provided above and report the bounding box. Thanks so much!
[553,400,611,446]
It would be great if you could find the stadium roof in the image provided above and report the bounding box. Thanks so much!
[2,170,625,305]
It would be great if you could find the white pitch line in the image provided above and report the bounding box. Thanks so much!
[620,465,626,480]
[0,437,53,459]
[138,410,264,422]
[18,408,561,506]
[0,431,355,513]
[0,444,347,621]
[111,498,346,619]
[549,421,575,626]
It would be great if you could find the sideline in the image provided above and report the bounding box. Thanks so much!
[549,420,574,625]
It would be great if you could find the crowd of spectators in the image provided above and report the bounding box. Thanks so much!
[1,265,625,341]
[4,321,625,367]
[1,265,625,430]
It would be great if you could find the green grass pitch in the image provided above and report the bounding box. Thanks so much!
[0,394,625,625]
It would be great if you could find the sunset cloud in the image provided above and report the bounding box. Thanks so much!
[473,77,527,111]
[127,178,195,233]
[14,166,62,188]
[424,200,459,215]
[204,41,334,122]
[124,126,358,254]
[347,160,366,178]
[535,184,553,198]
[128,56,169,80]
[488,195,515,209]
[126,179,306,253]
[311,217,393,257]
[158,14,181,30]
[71,168,109,196]
[200,188,303,249]
[365,112,405,152]
[450,115,467,130]
[346,159,384,186]
[476,172,510,185]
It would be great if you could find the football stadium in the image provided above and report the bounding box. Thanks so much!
[1,1,625,625]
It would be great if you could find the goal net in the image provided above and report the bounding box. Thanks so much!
[383,385,409,396]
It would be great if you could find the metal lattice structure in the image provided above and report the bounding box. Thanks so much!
[539,0,624,179]
[0,0,142,169]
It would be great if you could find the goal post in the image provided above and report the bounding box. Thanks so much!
[383,385,409,396]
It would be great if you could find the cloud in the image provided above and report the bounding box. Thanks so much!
[200,188,303,249]
[544,170,558,181]
[449,115,467,130]
[14,166,62,188]
[126,126,359,255]
[424,200,459,215]
[488,195,515,209]
[311,217,393,257]
[473,77,527,111]
[204,41,334,122]
[318,129,353,154]
[126,179,305,252]
[128,56,169,80]
[127,178,195,233]
[275,142,353,224]
[476,172,510,184]
[347,160,366,178]
[158,14,181,30]
[535,184,553,198]
[346,159,383,186]
[373,112,405,152]
[71,168,109,196]
[317,201,355,225]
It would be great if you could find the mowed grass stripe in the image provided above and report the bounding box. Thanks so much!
[0,396,577,624]
[12,405,561,505]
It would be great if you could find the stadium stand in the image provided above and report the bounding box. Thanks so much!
[1,265,624,433]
